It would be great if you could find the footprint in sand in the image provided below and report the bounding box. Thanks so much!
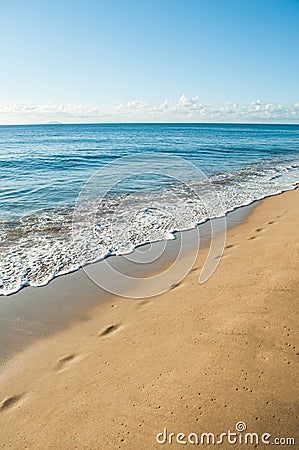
[0,394,24,412]
[100,324,120,337]
[55,354,77,371]
[225,244,235,249]
[214,254,223,260]
[248,228,264,240]
[138,299,152,308]
[169,281,185,290]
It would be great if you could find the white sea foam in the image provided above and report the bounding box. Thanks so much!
[0,162,298,296]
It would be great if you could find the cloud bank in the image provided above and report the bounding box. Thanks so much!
[0,96,298,124]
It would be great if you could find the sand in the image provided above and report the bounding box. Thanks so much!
[0,189,298,449]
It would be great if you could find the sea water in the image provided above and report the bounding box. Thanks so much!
[0,123,298,295]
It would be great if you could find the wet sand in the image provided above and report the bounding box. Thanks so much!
[0,204,252,365]
[0,189,298,449]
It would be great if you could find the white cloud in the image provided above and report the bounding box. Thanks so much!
[0,96,298,124]
[176,94,199,109]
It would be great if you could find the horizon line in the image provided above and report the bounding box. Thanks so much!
[1,121,299,127]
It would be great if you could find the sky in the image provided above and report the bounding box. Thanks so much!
[0,0,298,124]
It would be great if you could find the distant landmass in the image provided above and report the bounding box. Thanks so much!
[48,121,62,124]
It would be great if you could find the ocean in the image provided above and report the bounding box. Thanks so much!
[0,123,299,296]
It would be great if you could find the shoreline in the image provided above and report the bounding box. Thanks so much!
[1,184,296,299]
[0,188,298,448]
[0,200,254,366]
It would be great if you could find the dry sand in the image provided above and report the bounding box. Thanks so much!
[0,189,298,449]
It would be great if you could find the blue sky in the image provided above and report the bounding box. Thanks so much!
[0,0,298,123]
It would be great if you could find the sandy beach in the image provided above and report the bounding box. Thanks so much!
[0,188,298,449]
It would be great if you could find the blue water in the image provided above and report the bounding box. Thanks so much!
[0,123,299,295]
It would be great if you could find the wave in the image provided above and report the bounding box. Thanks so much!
[0,160,299,296]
